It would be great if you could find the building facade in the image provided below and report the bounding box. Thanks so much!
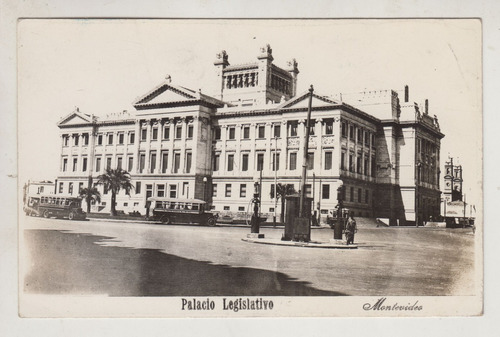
[56,45,444,225]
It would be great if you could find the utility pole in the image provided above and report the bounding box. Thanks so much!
[299,85,314,217]
[273,136,278,227]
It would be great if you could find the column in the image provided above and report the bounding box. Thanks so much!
[220,124,228,174]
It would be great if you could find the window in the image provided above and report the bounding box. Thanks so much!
[272,152,280,171]
[119,133,124,144]
[139,154,145,173]
[349,154,354,172]
[243,126,250,139]
[257,153,264,171]
[225,184,232,197]
[97,134,103,145]
[224,206,230,211]
[173,153,181,173]
[175,125,182,139]
[325,152,332,170]
[79,182,84,194]
[212,184,217,197]
[108,134,113,145]
[141,128,147,141]
[228,127,235,140]
[357,156,362,174]
[169,184,177,198]
[68,182,73,195]
[114,157,121,170]
[74,135,79,146]
[325,121,333,135]
[305,184,312,197]
[240,184,247,198]
[150,153,156,173]
[163,125,170,139]
[258,125,265,139]
[371,134,375,147]
[358,188,362,203]
[341,152,345,170]
[227,154,234,171]
[242,153,249,171]
[124,202,128,207]
[365,189,369,204]
[289,152,297,170]
[82,157,88,172]
[270,184,276,198]
[161,152,168,173]
[274,125,281,138]
[83,134,89,145]
[364,157,369,175]
[309,124,315,136]
[238,206,245,211]
[185,152,192,173]
[129,132,135,144]
[157,184,165,197]
[106,157,112,169]
[349,125,354,140]
[183,182,189,196]
[135,182,141,194]
[322,184,330,199]
[307,153,314,170]
[371,156,376,177]
[341,122,347,137]
[96,157,101,172]
[213,154,220,171]
[187,125,194,138]
[59,182,64,194]
[73,158,78,172]
[290,122,298,137]
[364,131,369,146]
[63,158,68,172]
[350,187,354,202]
[214,127,221,140]
[128,157,133,172]
[63,135,69,147]
[103,185,108,195]
[357,128,363,143]
[152,128,158,140]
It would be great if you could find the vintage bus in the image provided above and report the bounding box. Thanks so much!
[24,195,86,220]
[148,197,218,226]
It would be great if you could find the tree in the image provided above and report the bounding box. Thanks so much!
[96,168,133,216]
[79,187,101,214]
[275,183,296,223]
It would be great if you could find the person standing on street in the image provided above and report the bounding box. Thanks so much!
[345,213,357,245]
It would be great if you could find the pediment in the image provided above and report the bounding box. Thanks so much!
[57,110,93,126]
[279,91,339,110]
[133,83,197,106]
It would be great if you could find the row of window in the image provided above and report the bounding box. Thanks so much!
[341,121,375,147]
[341,152,376,177]
[212,183,335,200]
[213,151,334,172]
[213,119,338,141]
[62,124,195,148]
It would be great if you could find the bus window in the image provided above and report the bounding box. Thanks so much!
[156,201,162,208]
[192,204,199,211]
[186,203,192,210]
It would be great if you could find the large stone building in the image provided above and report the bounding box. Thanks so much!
[56,45,444,225]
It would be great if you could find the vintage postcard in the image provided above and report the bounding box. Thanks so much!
[17,19,482,317]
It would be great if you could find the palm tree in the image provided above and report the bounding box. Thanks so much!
[79,187,101,214]
[275,183,296,223]
[96,168,133,216]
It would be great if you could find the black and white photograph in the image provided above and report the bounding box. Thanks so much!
[17,19,482,318]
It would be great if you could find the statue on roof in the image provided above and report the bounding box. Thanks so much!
[260,44,272,55]
[216,50,228,62]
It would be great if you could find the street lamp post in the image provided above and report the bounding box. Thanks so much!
[203,176,208,202]
[250,180,261,234]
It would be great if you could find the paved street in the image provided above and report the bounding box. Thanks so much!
[22,216,476,296]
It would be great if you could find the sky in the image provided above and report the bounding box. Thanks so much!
[17,19,482,205]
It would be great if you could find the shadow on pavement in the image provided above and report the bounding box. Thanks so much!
[24,230,345,297]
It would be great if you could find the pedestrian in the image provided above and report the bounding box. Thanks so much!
[345,212,357,245]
